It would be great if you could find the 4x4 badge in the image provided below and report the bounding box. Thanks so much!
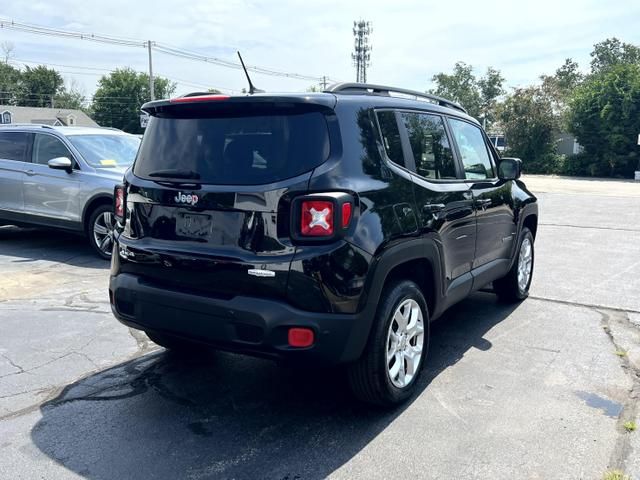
[174,192,199,206]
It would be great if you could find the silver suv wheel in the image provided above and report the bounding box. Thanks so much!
[92,210,114,258]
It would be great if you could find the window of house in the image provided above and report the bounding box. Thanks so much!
[401,112,457,180]
[1,111,12,124]
[376,111,405,167]
[67,115,76,126]
[448,118,495,180]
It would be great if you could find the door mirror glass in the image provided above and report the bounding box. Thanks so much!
[47,157,73,171]
[498,157,522,180]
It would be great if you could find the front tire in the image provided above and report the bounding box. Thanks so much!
[88,204,115,260]
[494,227,535,302]
[347,280,429,406]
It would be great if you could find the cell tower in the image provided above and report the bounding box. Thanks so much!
[352,20,372,83]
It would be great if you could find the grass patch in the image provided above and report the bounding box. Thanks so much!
[603,470,630,480]
[614,350,628,357]
[623,420,637,432]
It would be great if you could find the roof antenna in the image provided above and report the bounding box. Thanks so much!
[237,51,264,94]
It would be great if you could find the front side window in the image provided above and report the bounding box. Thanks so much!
[448,118,495,180]
[32,134,73,165]
[376,111,404,167]
[0,132,30,162]
[401,112,457,180]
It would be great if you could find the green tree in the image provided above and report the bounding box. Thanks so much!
[54,80,86,110]
[540,58,584,131]
[0,63,22,105]
[568,63,640,177]
[541,58,583,104]
[499,86,559,173]
[19,65,64,107]
[590,38,640,74]
[478,67,505,128]
[91,68,175,133]
[430,62,481,118]
[430,62,504,127]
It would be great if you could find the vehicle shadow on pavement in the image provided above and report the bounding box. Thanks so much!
[0,226,107,269]
[31,292,519,480]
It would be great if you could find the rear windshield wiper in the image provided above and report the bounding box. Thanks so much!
[148,169,201,180]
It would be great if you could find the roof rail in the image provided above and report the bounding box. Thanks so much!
[0,123,55,129]
[326,82,467,114]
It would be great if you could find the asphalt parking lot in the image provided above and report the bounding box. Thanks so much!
[1,176,639,480]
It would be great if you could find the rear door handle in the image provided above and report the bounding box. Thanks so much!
[475,199,492,208]
[26,170,35,176]
[423,203,445,214]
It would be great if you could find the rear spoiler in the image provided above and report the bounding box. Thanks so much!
[141,93,337,116]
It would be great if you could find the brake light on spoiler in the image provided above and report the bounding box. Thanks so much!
[169,94,231,103]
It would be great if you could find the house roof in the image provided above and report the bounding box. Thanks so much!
[0,105,98,127]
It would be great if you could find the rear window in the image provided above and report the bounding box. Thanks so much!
[0,132,30,162]
[134,110,330,185]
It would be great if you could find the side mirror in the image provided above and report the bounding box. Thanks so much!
[498,157,522,180]
[47,157,73,172]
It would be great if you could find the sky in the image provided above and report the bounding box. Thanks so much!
[1,0,640,99]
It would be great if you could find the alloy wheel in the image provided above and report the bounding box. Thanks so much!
[93,211,114,257]
[386,298,425,388]
[517,237,533,292]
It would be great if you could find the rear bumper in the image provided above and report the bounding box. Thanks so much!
[109,273,368,364]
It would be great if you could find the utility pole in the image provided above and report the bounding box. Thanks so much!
[147,40,155,101]
[321,76,328,90]
[352,20,372,83]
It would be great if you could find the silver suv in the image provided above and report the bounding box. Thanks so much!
[0,124,140,258]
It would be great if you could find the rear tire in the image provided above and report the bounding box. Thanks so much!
[347,280,429,406]
[494,227,535,302]
[88,204,114,260]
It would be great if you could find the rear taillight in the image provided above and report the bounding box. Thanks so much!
[341,202,352,228]
[114,185,125,221]
[292,192,355,242]
[301,200,334,236]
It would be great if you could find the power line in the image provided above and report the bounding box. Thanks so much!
[8,57,239,93]
[0,18,340,83]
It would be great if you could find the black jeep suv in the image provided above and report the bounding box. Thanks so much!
[109,83,538,406]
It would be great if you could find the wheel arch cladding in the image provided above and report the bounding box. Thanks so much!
[522,214,538,239]
[383,258,436,319]
[83,195,113,232]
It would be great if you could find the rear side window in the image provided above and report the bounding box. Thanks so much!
[448,118,495,180]
[0,132,30,162]
[134,110,330,185]
[401,112,457,180]
[376,111,405,167]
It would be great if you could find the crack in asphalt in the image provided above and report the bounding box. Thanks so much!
[526,294,640,474]
[528,295,640,315]
[0,353,25,375]
[0,329,158,420]
[597,309,640,474]
[538,222,640,233]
